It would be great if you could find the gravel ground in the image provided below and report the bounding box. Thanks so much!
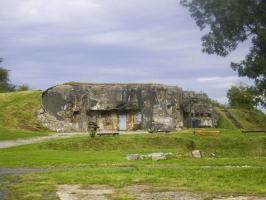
[56,184,266,200]
[0,132,89,149]
[0,168,48,175]
[0,131,148,149]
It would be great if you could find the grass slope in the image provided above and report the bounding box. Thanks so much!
[215,107,266,130]
[214,108,237,129]
[0,126,49,141]
[0,91,50,140]
[229,108,266,130]
[0,130,266,199]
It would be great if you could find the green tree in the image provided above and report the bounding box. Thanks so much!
[227,84,258,108]
[0,58,15,92]
[181,0,266,107]
[16,84,30,91]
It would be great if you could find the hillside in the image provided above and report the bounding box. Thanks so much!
[228,108,266,129]
[0,91,50,140]
[215,107,266,130]
[0,90,43,130]
[0,91,265,133]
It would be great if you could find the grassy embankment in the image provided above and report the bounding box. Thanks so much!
[0,129,266,199]
[228,108,266,129]
[0,91,50,140]
[215,106,266,130]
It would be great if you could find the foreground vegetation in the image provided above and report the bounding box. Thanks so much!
[0,91,50,140]
[0,91,43,131]
[0,126,49,141]
[215,107,266,130]
[0,129,266,199]
[0,91,265,199]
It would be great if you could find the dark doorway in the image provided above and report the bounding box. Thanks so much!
[192,119,201,128]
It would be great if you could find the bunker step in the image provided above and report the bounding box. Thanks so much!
[223,109,243,129]
[96,131,119,136]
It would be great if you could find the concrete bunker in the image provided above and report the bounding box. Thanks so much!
[38,83,217,132]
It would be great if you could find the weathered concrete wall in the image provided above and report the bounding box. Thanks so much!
[39,83,183,132]
[182,91,218,128]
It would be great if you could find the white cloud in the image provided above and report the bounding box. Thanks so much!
[1,0,196,52]
[0,0,102,25]
[197,76,240,83]
[0,0,251,106]
[85,28,199,51]
[196,76,242,89]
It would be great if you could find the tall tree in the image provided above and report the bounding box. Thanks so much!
[180,0,266,107]
[0,58,15,92]
[227,84,258,109]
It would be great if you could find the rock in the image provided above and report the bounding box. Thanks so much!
[149,153,166,161]
[152,155,166,161]
[139,155,148,160]
[210,152,216,158]
[192,150,202,158]
[127,152,171,161]
[165,152,173,156]
[127,154,140,160]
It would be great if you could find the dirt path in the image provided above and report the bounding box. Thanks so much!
[0,168,48,175]
[0,131,148,149]
[0,132,89,149]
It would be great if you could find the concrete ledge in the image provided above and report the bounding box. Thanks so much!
[96,131,119,136]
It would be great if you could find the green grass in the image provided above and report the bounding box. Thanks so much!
[0,130,266,199]
[229,108,266,130]
[215,107,266,130]
[0,91,266,199]
[0,90,43,131]
[0,126,50,141]
[0,90,51,140]
[1,130,265,167]
[43,166,266,193]
[215,108,237,129]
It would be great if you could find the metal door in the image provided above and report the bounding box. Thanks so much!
[192,119,201,128]
[119,113,127,130]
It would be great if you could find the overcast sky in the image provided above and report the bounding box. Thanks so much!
[0,0,252,104]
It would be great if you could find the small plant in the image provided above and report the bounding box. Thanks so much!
[186,140,195,150]
[89,130,96,138]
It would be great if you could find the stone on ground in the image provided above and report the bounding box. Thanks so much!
[127,154,140,160]
[149,152,166,161]
[192,150,202,158]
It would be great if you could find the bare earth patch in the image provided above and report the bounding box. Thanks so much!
[57,185,266,200]
[57,185,115,200]
[124,185,202,200]
[213,197,266,200]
